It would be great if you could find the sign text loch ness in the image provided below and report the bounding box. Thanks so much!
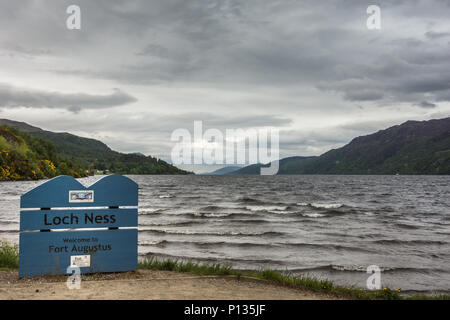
[19,175,138,278]
[44,212,116,226]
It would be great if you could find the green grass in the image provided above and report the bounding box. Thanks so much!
[138,257,404,300]
[139,257,450,300]
[139,257,238,276]
[0,239,19,270]
[1,239,448,300]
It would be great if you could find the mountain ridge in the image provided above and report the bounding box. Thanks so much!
[227,117,450,175]
[2,117,449,177]
[0,119,189,178]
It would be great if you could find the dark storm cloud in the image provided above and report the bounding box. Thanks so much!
[3,0,446,103]
[0,83,137,112]
[42,0,450,106]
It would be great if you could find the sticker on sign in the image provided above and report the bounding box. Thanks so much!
[70,255,91,268]
[69,190,94,203]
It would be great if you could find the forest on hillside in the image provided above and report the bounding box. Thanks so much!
[0,126,86,181]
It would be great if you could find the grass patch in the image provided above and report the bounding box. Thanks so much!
[138,257,238,276]
[0,239,19,269]
[138,257,402,299]
[405,294,450,300]
[139,257,450,300]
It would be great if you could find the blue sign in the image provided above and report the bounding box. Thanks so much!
[19,175,138,278]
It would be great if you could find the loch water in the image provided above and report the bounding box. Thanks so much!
[1,174,449,294]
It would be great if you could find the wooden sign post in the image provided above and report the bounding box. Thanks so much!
[19,175,138,278]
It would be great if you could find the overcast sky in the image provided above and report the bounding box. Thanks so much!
[0,0,449,172]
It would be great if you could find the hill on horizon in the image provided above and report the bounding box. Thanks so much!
[227,117,450,175]
[0,119,188,177]
[2,116,449,177]
[229,156,317,175]
[202,166,244,175]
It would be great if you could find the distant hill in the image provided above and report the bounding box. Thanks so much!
[230,156,317,175]
[202,166,242,175]
[0,119,188,176]
[232,117,450,175]
[300,117,450,174]
[3,117,449,177]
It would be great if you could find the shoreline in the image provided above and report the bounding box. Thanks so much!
[1,264,448,300]
[1,240,449,300]
[0,267,448,300]
[0,269,339,300]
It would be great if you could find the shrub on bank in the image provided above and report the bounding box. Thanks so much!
[0,239,19,269]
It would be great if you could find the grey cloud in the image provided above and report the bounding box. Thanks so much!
[0,83,137,112]
[1,0,450,164]
[15,0,448,106]
[339,120,400,133]
[416,101,437,109]
[36,112,291,135]
[395,75,450,94]
[135,44,170,58]
[344,89,384,102]
[425,31,450,39]
[318,79,385,102]
[0,44,52,59]
[183,113,292,129]
[318,46,450,103]
[435,90,450,101]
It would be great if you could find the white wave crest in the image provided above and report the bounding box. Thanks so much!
[139,208,164,215]
[302,213,325,218]
[331,264,395,272]
[246,205,288,212]
[297,202,309,206]
[311,203,343,209]
[193,212,232,218]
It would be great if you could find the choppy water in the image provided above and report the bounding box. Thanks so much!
[1,175,449,294]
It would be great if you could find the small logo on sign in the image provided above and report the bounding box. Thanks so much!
[69,190,94,203]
